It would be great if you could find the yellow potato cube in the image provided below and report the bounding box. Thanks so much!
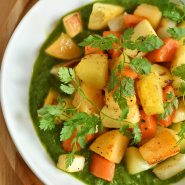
[72,81,103,115]
[45,33,81,60]
[75,54,109,89]
[134,3,162,30]
[63,12,83,38]
[171,75,184,96]
[173,98,185,123]
[136,73,164,115]
[43,88,59,107]
[139,130,180,165]
[90,130,130,163]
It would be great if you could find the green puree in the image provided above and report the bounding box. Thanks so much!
[29,0,185,184]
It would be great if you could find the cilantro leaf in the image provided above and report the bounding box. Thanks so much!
[60,83,75,94]
[176,121,185,145]
[130,122,142,145]
[179,82,185,94]
[172,64,185,80]
[157,102,173,121]
[167,27,185,40]
[129,57,152,75]
[121,77,135,98]
[119,124,133,138]
[58,67,75,83]
[39,116,56,131]
[65,144,76,168]
[165,91,175,101]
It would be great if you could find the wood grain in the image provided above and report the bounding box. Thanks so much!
[0,0,44,184]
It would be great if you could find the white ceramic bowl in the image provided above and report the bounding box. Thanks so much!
[1,0,185,185]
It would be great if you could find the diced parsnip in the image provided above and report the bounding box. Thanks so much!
[171,75,184,96]
[124,147,157,174]
[50,60,80,78]
[109,53,130,72]
[45,33,81,60]
[124,20,157,58]
[90,130,130,163]
[101,103,140,128]
[157,17,177,40]
[169,122,185,152]
[63,12,83,38]
[136,72,164,115]
[108,12,127,32]
[137,125,180,147]
[57,154,85,172]
[173,98,185,123]
[138,64,173,88]
[178,21,185,46]
[133,3,162,30]
[171,45,185,73]
[139,130,180,165]
[75,54,108,89]
[72,81,103,115]
[153,153,185,180]
[88,3,125,30]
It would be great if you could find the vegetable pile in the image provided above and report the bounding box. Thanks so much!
[35,0,185,183]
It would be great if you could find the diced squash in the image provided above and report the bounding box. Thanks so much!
[139,130,180,165]
[45,33,81,59]
[124,20,157,58]
[157,17,177,40]
[57,154,85,172]
[137,125,180,147]
[72,81,103,115]
[124,147,157,174]
[169,122,185,152]
[138,64,173,88]
[133,3,162,30]
[177,21,185,46]
[101,103,140,129]
[108,13,127,32]
[75,54,108,89]
[171,45,185,73]
[50,60,80,78]
[136,73,164,115]
[153,153,185,180]
[63,12,83,38]
[90,130,130,163]
[173,98,185,123]
[88,3,125,30]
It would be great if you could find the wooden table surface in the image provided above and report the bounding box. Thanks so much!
[0,0,44,184]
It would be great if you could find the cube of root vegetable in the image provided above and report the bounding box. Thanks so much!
[124,147,157,174]
[63,12,83,38]
[133,3,162,30]
[136,72,164,115]
[139,130,180,165]
[178,21,185,46]
[101,103,140,129]
[172,98,185,123]
[108,12,127,32]
[124,19,157,58]
[72,81,104,115]
[90,153,115,181]
[171,75,184,96]
[88,3,125,30]
[157,17,177,40]
[90,130,130,163]
[43,88,59,107]
[75,54,109,89]
[57,154,85,172]
[153,153,185,180]
[45,33,81,60]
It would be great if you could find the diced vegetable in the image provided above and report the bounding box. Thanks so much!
[139,130,180,165]
[75,54,109,89]
[88,3,125,30]
[84,44,105,55]
[173,98,185,123]
[108,13,127,32]
[177,21,185,46]
[138,110,157,139]
[57,154,85,172]
[124,147,157,174]
[124,19,157,58]
[89,153,115,181]
[90,130,130,163]
[171,75,184,96]
[72,81,103,115]
[147,38,179,62]
[63,12,83,38]
[153,153,185,180]
[45,33,81,59]
[43,88,59,107]
[133,3,162,30]
[136,73,164,115]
